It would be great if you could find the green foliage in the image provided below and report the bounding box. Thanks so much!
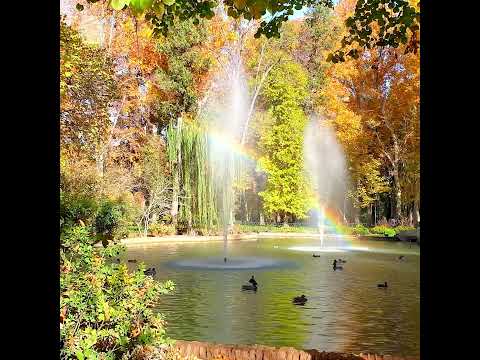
[258,61,314,220]
[370,225,395,237]
[60,21,119,157]
[394,225,416,233]
[61,191,98,228]
[152,19,211,129]
[301,5,342,108]
[330,0,420,62]
[351,224,370,235]
[60,225,175,359]
[348,159,390,209]
[84,0,419,58]
[238,224,317,233]
[95,200,131,241]
[88,0,334,39]
[148,223,176,236]
[166,120,217,230]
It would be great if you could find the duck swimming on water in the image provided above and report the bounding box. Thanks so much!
[144,268,156,276]
[312,254,321,258]
[377,281,388,288]
[242,275,258,291]
[333,259,343,270]
[292,295,308,305]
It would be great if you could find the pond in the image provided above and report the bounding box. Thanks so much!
[123,236,420,357]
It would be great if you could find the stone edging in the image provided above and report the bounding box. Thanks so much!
[171,340,418,360]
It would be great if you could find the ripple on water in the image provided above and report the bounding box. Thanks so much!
[167,256,296,270]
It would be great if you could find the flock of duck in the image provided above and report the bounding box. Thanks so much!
[116,252,406,306]
[241,253,407,306]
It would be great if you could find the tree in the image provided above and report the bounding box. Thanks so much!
[325,45,419,222]
[136,135,172,236]
[60,20,119,173]
[347,158,390,224]
[258,61,315,223]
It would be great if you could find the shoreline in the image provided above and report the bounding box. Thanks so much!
[171,339,418,360]
[115,233,399,247]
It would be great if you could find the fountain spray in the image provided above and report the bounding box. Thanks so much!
[304,116,351,248]
[200,36,249,262]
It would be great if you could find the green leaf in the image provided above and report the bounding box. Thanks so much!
[152,2,165,17]
[162,0,175,6]
[110,0,129,11]
[130,0,153,15]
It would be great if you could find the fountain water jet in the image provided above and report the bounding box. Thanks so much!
[304,117,351,249]
[199,21,250,264]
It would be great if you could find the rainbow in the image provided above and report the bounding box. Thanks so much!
[196,125,352,240]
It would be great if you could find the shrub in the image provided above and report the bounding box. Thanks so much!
[60,191,98,229]
[394,225,416,233]
[60,225,175,359]
[351,224,370,235]
[370,225,396,237]
[148,223,176,236]
[95,200,131,241]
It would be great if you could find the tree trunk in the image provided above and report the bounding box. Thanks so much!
[413,199,420,227]
[368,205,373,226]
[392,166,402,222]
[408,202,414,227]
[391,138,402,222]
[96,152,105,177]
[259,212,265,225]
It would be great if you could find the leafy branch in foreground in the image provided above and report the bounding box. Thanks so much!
[78,0,419,60]
[328,0,420,62]
[60,225,175,359]
[77,0,334,39]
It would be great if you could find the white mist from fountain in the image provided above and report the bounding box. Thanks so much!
[304,117,350,250]
[199,28,249,263]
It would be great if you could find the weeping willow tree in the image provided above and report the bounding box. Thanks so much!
[166,118,217,233]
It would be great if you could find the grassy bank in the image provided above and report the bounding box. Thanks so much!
[126,223,416,239]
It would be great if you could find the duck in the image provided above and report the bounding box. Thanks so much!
[312,254,321,258]
[144,267,156,276]
[377,281,388,288]
[337,259,347,263]
[241,284,258,291]
[128,259,137,263]
[292,295,308,305]
[398,255,405,260]
[332,260,343,270]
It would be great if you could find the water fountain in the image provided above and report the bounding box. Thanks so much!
[303,117,351,251]
[170,20,289,270]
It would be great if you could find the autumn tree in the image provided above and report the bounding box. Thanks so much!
[60,20,119,174]
[258,61,315,223]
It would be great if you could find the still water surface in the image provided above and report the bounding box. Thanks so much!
[123,237,419,357]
